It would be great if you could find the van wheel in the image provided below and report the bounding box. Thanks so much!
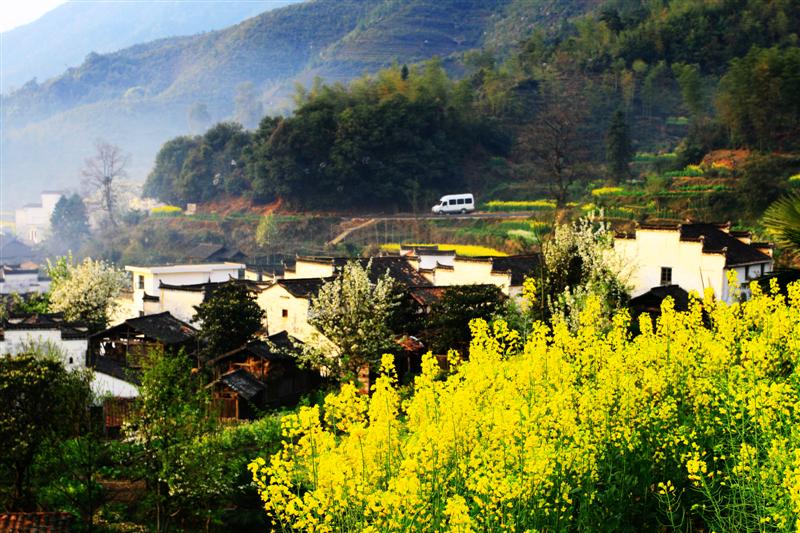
[460,208,467,214]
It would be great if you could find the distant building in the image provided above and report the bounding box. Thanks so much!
[615,222,774,303]
[0,234,39,265]
[185,243,247,263]
[14,191,62,244]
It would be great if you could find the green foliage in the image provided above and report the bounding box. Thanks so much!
[255,213,278,249]
[425,284,505,354]
[736,153,800,218]
[125,348,216,531]
[718,45,800,150]
[192,282,264,359]
[605,110,633,182]
[49,194,90,252]
[763,192,800,256]
[0,354,93,511]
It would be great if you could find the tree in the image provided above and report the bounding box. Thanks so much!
[735,153,798,218]
[255,213,278,250]
[192,282,264,359]
[717,46,800,150]
[425,285,506,355]
[605,110,633,183]
[48,257,127,330]
[304,261,399,380]
[763,192,800,257]
[542,217,630,330]
[0,354,93,511]
[49,194,90,252]
[518,79,589,207]
[125,348,215,532]
[82,140,129,228]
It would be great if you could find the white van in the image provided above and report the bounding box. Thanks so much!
[432,193,475,214]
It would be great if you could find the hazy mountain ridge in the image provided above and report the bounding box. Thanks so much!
[1,0,598,206]
[0,0,302,93]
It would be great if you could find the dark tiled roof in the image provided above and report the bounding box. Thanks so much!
[356,256,432,287]
[220,368,264,400]
[210,334,299,366]
[159,279,269,293]
[679,223,772,267]
[409,286,446,306]
[629,285,690,314]
[628,222,773,268]
[93,312,196,345]
[277,277,333,298]
[142,292,160,302]
[490,254,543,286]
[2,313,90,339]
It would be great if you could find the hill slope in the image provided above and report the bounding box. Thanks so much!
[0,0,598,207]
[0,0,301,93]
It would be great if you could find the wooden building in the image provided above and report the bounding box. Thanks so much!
[206,331,320,420]
[88,312,198,383]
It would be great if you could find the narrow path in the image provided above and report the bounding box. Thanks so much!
[328,218,377,245]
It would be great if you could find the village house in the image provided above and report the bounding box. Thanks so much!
[113,262,246,324]
[1,313,88,370]
[0,312,137,403]
[206,331,320,420]
[0,265,50,295]
[89,312,199,382]
[614,222,774,304]
[14,191,62,244]
[0,233,40,265]
[185,243,247,263]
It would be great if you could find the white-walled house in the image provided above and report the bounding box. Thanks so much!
[113,263,246,323]
[0,265,51,295]
[614,222,774,303]
[14,191,62,244]
[0,314,89,370]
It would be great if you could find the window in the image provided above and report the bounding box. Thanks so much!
[449,199,457,205]
[282,309,289,318]
[457,198,465,205]
[660,267,672,286]
[238,268,245,280]
[466,197,473,204]
[138,275,144,289]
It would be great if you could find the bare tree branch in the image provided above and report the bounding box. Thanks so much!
[81,140,129,227]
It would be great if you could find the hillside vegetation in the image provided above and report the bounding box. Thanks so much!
[3,0,590,205]
[142,0,800,220]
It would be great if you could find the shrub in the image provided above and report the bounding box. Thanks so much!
[591,186,625,197]
[484,200,556,212]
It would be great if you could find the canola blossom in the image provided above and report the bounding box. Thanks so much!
[251,281,800,532]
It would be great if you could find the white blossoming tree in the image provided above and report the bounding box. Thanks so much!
[542,216,631,330]
[303,260,400,381]
[48,257,127,330]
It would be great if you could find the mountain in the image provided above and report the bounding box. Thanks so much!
[0,0,302,93]
[1,0,598,207]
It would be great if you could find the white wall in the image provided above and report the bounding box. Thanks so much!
[157,288,205,325]
[285,260,335,279]
[257,284,316,342]
[0,330,87,370]
[614,230,773,303]
[0,273,50,295]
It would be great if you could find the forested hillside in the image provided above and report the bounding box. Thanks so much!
[143,0,800,217]
[3,0,593,206]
